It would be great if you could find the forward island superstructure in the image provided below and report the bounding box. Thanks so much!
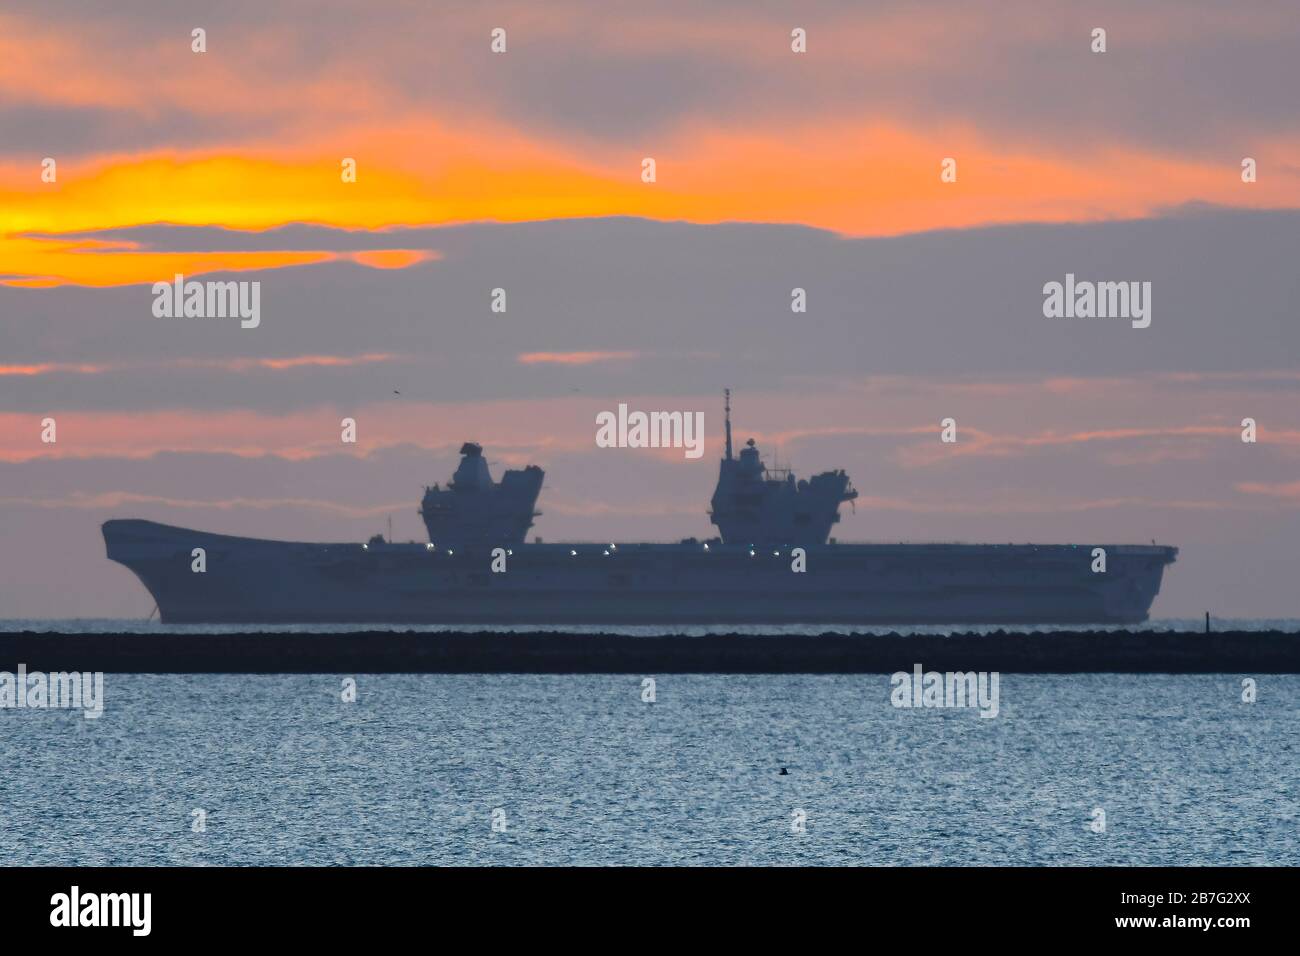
[103,393,1177,624]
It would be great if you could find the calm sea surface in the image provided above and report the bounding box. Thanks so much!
[1,668,1296,865]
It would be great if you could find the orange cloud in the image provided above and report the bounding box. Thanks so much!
[5,1,1300,290]
[0,361,111,377]
[5,120,1300,286]
[517,351,639,365]
[0,232,338,287]
[349,249,435,269]
[211,353,400,372]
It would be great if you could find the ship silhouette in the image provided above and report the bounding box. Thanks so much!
[103,392,1177,624]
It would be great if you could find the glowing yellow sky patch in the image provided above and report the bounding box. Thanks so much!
[0,234,337,288]
[3,124,1299,287]
[0,155,433,234]
[3,2,1300,291]
[0,149,643,286]
[349,249,435,269]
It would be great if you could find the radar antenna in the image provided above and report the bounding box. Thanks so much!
[724,388,733,461]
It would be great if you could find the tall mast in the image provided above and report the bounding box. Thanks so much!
[724,388,733,461]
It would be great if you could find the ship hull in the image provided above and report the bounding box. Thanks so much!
[103,519,1177,626]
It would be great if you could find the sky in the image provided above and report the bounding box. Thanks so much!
[1,0,1298,618]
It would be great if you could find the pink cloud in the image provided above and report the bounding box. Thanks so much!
[0,353,401,377]
[1235,480,1300,500]
[517,351,640,365]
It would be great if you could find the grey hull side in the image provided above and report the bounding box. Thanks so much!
[103,519,1177,625]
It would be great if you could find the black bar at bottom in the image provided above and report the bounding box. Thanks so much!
[0,866,1280,941]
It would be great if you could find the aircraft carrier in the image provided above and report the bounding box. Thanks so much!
[102,393,1177,625]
